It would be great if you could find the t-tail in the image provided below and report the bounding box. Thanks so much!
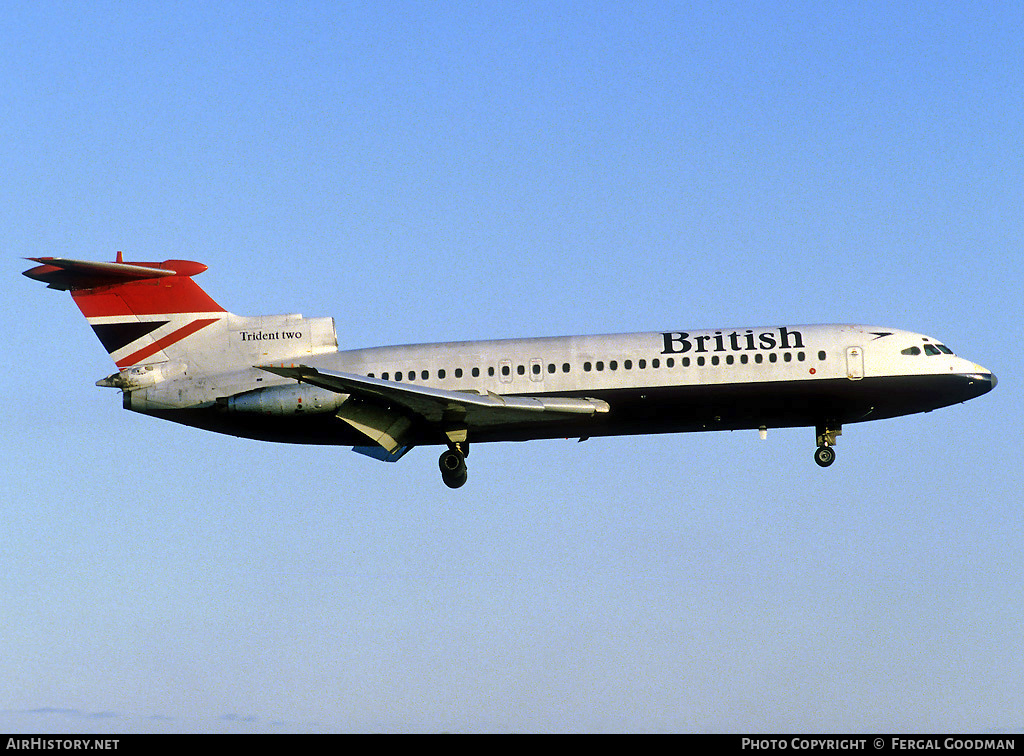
[25,252,228,368]
[24,252,338,409]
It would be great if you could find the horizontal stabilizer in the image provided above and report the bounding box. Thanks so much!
[23,256,207,291]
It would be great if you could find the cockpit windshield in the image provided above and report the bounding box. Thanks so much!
[902,343,954,356]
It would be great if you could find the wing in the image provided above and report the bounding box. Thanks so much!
[258,364,609,454]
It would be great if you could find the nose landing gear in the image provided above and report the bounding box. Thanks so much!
[814,422,842,468]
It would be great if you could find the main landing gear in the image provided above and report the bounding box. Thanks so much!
[814,422,842,468]
[439,443,469,489]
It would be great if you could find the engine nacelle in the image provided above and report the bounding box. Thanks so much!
[222,384,347,416]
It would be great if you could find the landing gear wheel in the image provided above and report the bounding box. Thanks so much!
[814,422,841,468]
[439,449,468,489]
[814,445,836,468]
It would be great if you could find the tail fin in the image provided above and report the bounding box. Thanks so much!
[24,253,227,368]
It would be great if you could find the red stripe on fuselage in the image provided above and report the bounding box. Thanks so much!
[115,318,220,367]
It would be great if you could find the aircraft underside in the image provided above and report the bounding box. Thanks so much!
[139,371,990,459]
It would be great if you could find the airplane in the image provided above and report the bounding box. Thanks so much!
[24,253,997,488]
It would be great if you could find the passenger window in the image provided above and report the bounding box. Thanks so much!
[455,368,463,378]
[562,363,570,373]
[639,359,647,369]
[472,367,480,377]
[818,351,826,360]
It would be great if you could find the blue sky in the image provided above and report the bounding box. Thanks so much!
[2,1,1021,733]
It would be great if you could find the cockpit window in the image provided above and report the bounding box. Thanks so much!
[904,342,954,356]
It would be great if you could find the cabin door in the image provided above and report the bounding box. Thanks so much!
[845,346,864,380]
[499,358,513,384]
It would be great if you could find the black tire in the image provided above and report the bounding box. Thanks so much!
[814,445,836,468]
[439,450,468,488]
[442,469,468,488]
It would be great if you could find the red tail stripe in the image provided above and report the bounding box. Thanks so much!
[73,277,225,317]
[115,318,220,368]
[74,292,133,317]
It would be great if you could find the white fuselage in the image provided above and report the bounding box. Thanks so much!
[307,324,987,399]
[129,322,995,452]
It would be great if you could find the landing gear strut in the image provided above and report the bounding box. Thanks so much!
[439,444,468,488]
[814,422,842,468]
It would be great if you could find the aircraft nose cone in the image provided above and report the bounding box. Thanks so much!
[969,363,997,394]
[974,368,997,395]
[961,366,997,400]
